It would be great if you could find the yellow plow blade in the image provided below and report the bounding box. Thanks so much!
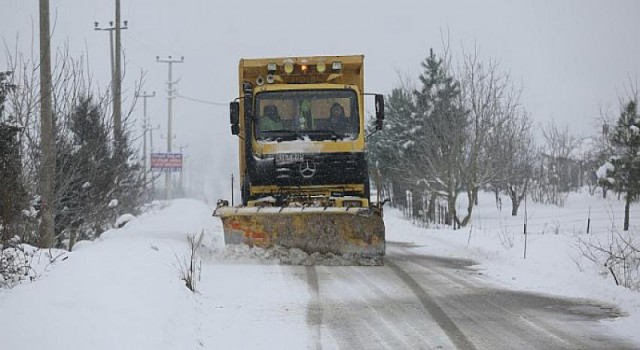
[214,206,385,264]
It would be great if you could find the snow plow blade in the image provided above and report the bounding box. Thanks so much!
[214,206,385,265]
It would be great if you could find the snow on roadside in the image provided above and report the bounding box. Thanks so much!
[0,199,219,350]
[0,243,67,288]
[385,190,640,344]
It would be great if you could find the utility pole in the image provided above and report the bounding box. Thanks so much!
[94,17,128,150]
[136,91,155,187]
[156,55,184,199]
[38,0,55,248]
[114,0,123,151]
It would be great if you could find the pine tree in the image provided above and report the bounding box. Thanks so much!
[54,96,144,248]
[0,72,26,244]
[0,72,14,121]
[54,96,109,245]
[410,50,469,226]
[367,49,468,225]
[367,86,417,205]
[601,99,640,231]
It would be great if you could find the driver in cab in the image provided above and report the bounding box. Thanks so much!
[258,105,284,131]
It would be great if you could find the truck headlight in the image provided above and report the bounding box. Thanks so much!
[284,62,294,74]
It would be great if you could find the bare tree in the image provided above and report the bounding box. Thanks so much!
[456,46,530,224]
[499,113,535,216]
[580,110,613,197]
[531,121,581,206]
[542,121,581,164]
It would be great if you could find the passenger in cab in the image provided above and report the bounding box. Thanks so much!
[259,105,284,131]
[327,102,345,130]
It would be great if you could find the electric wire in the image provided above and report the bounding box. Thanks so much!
[175,93,227,107]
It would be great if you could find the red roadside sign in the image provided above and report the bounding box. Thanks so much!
[151,153,182,172]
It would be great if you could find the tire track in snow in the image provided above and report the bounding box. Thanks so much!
[387,242,637,349]
[386,258,477,350]
[306,266,323,350]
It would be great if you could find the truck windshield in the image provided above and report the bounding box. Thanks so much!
[254,89,359,141]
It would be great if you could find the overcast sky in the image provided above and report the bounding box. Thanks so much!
[2,0,640,200]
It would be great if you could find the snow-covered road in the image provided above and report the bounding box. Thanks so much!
[1,197,639,349]
[196,240,635,349]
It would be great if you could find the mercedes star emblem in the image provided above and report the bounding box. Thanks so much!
[299,160,317,178]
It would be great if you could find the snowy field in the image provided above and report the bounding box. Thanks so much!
[0,190,639,349]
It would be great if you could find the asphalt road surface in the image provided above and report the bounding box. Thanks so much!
[300,242,636,350]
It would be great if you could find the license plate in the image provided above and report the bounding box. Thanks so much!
[276,153,304,163]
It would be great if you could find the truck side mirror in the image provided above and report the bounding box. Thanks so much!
[230,101,240,135]
[375,94,385,130]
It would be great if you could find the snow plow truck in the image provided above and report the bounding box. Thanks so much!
[214,55,386,265]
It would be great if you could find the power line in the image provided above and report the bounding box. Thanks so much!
[175,93,227,107]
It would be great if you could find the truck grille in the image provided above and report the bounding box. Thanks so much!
[273,152,366,186]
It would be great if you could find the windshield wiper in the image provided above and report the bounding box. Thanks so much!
[305,129,342,140]
[258,130,300,142]
[259,129,346,141]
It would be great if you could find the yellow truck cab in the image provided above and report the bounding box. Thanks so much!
[229,55,384,208]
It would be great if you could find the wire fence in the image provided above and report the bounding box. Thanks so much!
[387,190,637,236]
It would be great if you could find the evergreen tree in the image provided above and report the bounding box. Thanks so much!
[110,132,145,217]
[55,96,144,248]
[410,50,469,226]
[367,86,417,206]
[367,49,468,225]
[600,99,640,231]
[55,97,110,243]
[0,72,26,244]
[0,72,14,122]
